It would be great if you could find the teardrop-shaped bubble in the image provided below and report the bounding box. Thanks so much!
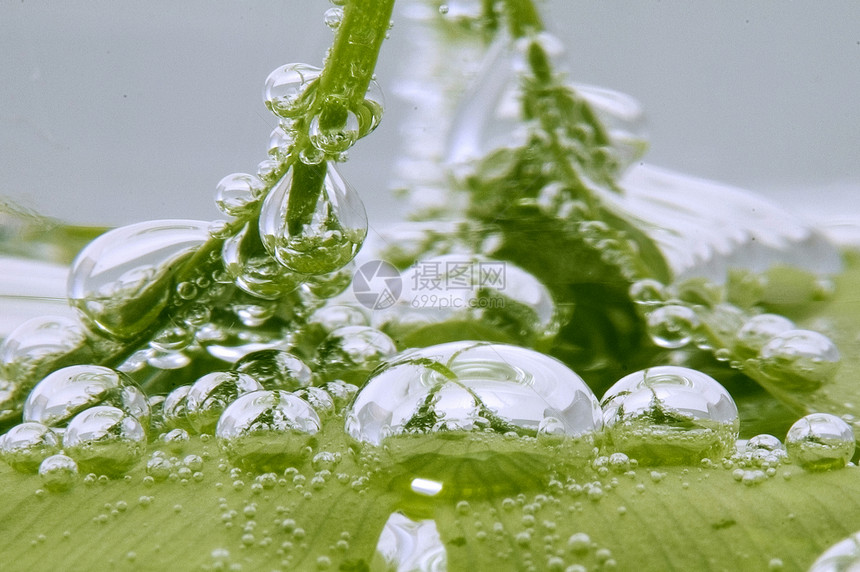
[185,371,263,435]
[234,349,312,391]
[215,173,264,217]
[757,329,841,391]
[600,366,740,465]
[347,342,603,497]
[39,453,79,492]
[0,422,61,473]
[215,389,320,472]
[68,220,210,339]
[23,365,150,430]
[63,405,146,477]
[785,413,854,471]
[809,531,860,572]
[222,223,307,300]
[733,313,795,357]
[315,326,397,386]
[259,164,367,275]
[263,63,321,119]
[370,253,559,350]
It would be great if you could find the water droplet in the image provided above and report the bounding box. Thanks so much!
[162,385,192,430]
[315,326,397,386]
[309,97,360,154]
[222,223,307,300]
[785,413,854,471]
[263,63,321,119]
[234,350,312,391]
[68,220,210,339]
[185,371,263,434]
[149,325,193,353]
[601,366,739,465]
[63,405,147,477]
[323,7,344,29]
[355,80,385,137]
[215,173,264,217]
[216,390,320,472]
[39,454,78,492]
[734,313,795,356]
[809,531,860,571]
[438,4,449,15]
[646,305,700,349]
[758,329,841,391]
[629,279,667,306]
[23,365,150,429]
[259,164,367,275]
[0,422,61,473]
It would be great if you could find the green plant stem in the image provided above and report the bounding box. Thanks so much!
[502,0,543,38]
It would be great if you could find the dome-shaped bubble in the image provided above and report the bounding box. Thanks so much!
[23,365,150,430]
[294,386,336,418]
[222,223,307,300]
[758,329,841,391]
[185,371,263,435]
[645,305,700,349]
[601,366,739,465]
[733,313,795,357]
[259,164,367,276]
[370,253,558,350]
[347,342,603,497]
[315,326,398,386]
[68,220,210,339]
[785,413,854,471]
[322,380,359,413]
[161,385,192,431]
[216,390,320,472]
[808,531,860,572]
[39,453,78,492]
[63,405,146,477]
[215,173,264,217]
[0,422,61,473]
[263,63,321,119]
[234,349,312,392]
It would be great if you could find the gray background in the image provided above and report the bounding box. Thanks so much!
[1,1,858,228]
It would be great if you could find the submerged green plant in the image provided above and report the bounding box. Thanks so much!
[1,1,859,571]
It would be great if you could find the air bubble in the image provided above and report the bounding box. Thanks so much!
[629,279,667,306]
[63,405,147,477]
[734,314,795,357]
[0,422,61,473]
[23,365,150,429]
[185,372,263,435]
[785,413,854,471]
[39,454,78,492]
[222,223,307,300]
[601,366,739,465]
[263,63,321,119]
[67,220,209,339]
[646,305,700,349]
[315,326,397,386]
[758,329,841,391]
[215,173,264,217]
[259,164,367,275]
[309,98,360,154]
[216,390,320,472]
[809,531,860,571]
[234,350,312,391]
[323,7,344,30]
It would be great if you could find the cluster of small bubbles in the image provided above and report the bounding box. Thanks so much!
[23,364,150,430]
[0,422,61,473]
[63,405,147,477]
[757,329,841,391]
[38,454,78,492]
[601,366,739,465]
[258,164,368,276]
[314,326,397,386]
[216,390,320,472]
[185,372,263,434]
[264,63,321,119]
[645,304,701,349]
[785,413,855,471]
[234,349,312,392]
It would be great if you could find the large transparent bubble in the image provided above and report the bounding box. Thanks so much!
[601,366,739,465]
